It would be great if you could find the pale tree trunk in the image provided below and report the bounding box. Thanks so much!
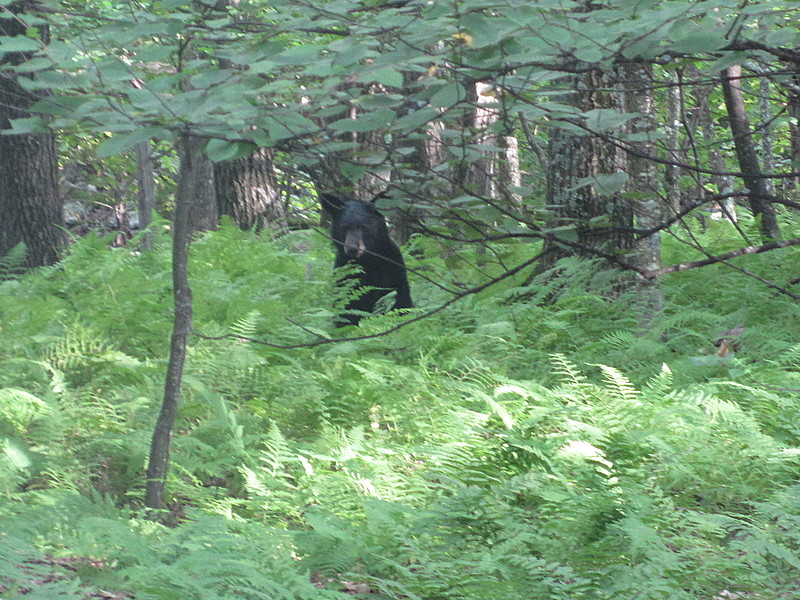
[539,70,633,272]
[663,75,682,214]
[353,101,392,201]
[0,3,65,270]
[215,148,287,231]
[144,133,198,515]
[456,82,523,211]
[498,133,523,211]
[690,69,736,222]
[757,23,776,199]
[135,140,156,250]
[461,82,496,199]
[622,62,663,328]
[721,65,780,241]
[758,74,776,197]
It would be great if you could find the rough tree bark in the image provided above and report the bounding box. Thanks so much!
[538,69,633,272]
[622,62,663,328]
[135,140,155,250]
[183,138,217,233]
[214,148,287,231]
[211,0,286,233]
[144,133,198,514]
[0,2,65,269]
[389,70,446,244]
[721,65,780,241]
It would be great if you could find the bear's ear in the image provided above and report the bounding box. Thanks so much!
[319,192,347,215]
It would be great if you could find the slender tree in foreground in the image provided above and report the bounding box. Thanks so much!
[144,133,198,513]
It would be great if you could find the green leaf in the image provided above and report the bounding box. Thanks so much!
[588,172,629,195]
[671,32,726,54]
[360,68,404,88]
[0,35,40,53]
[429,81,466,108]
[329,108,396,133]
[263,112,319,142]
[11,57,53,72]
[96,127,171,158]
[274,44,321,65]
[189,69,234,90]
[5,117,49,134]
[205,139,257,163]
[573,45,605,63]
[157,0,193,7]
[394,107,439,131]
[248,59,277,75]
[583,109,634,132]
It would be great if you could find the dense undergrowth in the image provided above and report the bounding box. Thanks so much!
[1,216,799,599]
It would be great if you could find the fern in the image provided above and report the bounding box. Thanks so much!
[0,388,50,433]
[0,242,27,277]
[595,364,640,404]
[1,216,799,600]
[229,310,263,339]
[550,353,588,386]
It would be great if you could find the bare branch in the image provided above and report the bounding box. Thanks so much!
[642,237,800,279]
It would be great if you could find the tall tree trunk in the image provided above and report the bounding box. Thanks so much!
[757,22,776,199]
[390,70,446,244]
[212,0,285,233]
[498,132,523,211]
[179,137,217,233]
[758,74,776,197]
[721,65,780,241]
[451,81,522,210]
[0,2,65,269]
[144,133,198,514]
[622,62,663,328]
[135,140,156,250]
[539,70,633,272]
[461,82,496,200]
[690,69,736,221]
[214,148,287,231]
[788,89,800,192]
[663,74,682,214]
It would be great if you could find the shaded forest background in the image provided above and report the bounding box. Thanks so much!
[1,0,800,598]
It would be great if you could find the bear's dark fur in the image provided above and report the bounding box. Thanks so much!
[319,192,412,326]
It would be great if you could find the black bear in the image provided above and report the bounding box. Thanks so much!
[319,192,412,326]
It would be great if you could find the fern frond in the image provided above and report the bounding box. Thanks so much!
[599,330,638,352]
[643,363,674,396]
[594,364,640,404]
[0,242,27,277]
[0,388,50,433]
[550,354,587,386]
[229,310,263,339]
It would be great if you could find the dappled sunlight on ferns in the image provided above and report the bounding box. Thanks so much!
[0,223,799,598]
